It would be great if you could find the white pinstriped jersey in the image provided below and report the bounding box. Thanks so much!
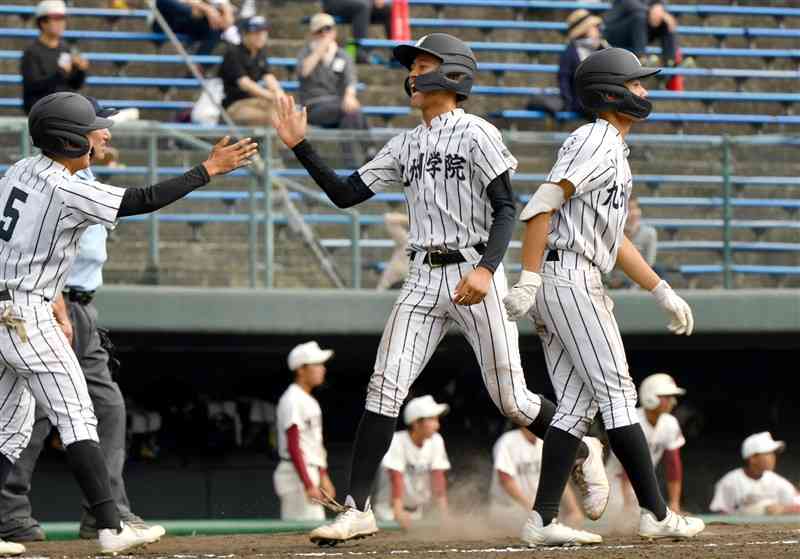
[0,154,124,303]
[545,118,632,273]
[358,108,518,251]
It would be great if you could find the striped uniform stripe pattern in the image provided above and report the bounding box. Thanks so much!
[360,108,518,251]
[529,118,638,437]
[358,109,543,425]
[0,156,122,460]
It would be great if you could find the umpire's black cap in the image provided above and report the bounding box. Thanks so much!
[28,92,115,159]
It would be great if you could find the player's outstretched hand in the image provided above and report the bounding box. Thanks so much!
[271,94,308,149]
[651,280,694,335]
[203,136,259,176]
[503,270,543,321]
[453,266,492,306]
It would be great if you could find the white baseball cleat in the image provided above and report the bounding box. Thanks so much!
[521,511,603,547]
[638,508,705,540]
[309,496,378,547]
[570,436,610,520]
[98,521,162,555]
[0,539,25,556]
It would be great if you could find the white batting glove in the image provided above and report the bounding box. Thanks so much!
[651,280,694,335]
[503,271,543,322]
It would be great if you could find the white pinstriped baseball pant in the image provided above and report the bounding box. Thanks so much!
[533,254,639,439]
[365,255,544,426]
[0,300,99,462]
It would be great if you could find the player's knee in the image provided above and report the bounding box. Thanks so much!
[598,400,639,430]
[365,369,406,418]
[55,410,99,447]
[550,413,593,439]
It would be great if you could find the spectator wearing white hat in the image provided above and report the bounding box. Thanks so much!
[606,373,687,518]
[710,432,800,516]
[21,0,89,114]
[273,342,336,520]
[373,396,451,529]
[297,14,371,167]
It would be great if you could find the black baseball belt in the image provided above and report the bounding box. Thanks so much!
[0,289,10,302]
[412,243,486,268]
[63,288,95,305]
[546,249,560,262]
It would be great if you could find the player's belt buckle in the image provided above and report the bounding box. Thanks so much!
[424,250,446,268]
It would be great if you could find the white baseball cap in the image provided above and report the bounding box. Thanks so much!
[287,341,333,371]
[310,13,336,34]
[403,395,449,425]
[36,0,66,18]
[741,431,786,460]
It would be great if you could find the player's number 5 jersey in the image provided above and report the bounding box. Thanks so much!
[0,155,124,303]
[358,109,517,252]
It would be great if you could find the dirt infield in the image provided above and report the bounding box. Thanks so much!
[18,523,800,559]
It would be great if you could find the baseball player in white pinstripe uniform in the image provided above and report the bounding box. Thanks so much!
[271,33,608,546]
[0,92,256,555]
[503,48,705,546]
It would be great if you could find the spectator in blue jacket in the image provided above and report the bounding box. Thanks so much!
[526,9,605,119]
[558,9,607,114]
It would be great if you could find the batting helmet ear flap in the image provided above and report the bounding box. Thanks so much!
[32,121,91,158]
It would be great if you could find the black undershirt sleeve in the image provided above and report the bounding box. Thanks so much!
[291,139,374,208]
[478,170,516,273]
[117,164,210,217]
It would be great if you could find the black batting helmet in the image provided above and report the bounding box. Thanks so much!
[393,33,477,101]
[575,47,660,120]
[28,92,115,158]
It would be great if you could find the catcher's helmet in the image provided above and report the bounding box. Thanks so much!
[393,33,477,101]
[575,47,660,119]
[28,92,115,158]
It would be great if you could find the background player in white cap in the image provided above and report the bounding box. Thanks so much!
[373,395,451,528]
[271,33,608,546]
[0,91,255,555]
[489,426,583,528]
[503,48,704,546]
[274,341,336,520]
[710,432,800,515]
[606,373,688,519]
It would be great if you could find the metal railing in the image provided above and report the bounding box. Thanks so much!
[1,118,798,289]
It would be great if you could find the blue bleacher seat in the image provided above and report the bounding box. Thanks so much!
[492,110,800,126]
[357,39,800,61]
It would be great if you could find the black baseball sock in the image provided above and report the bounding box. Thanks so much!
[532,427,583,526]
[66,440,121,530]
[348,410,398,511]
[0,453,13,489]
[528,398,589,461]
[607,424,668,521]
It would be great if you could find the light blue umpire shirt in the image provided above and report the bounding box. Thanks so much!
[64,167,109,292]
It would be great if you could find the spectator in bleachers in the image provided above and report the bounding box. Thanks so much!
[298,14,371,166]
[526,10,605,119]
[603,1,689,70]
[558,10,607,116]
[376,212,410,291]
[321,0,391,63]
[153,0,234,55]
[21,0,89,114]
[710,432,800,515]
[219,16,285,126]
[625,195,657,267]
